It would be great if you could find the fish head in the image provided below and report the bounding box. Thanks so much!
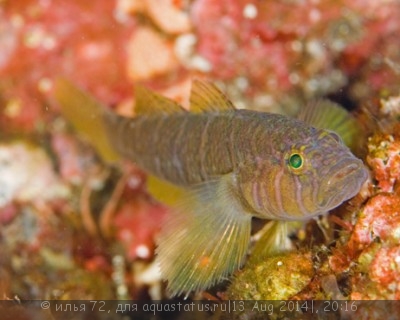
[240,128,368,221]
[279,129,368,219]
[310,130,368,212]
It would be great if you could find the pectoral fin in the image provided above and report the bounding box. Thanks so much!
[250,221,300,264]
[156,174,252,297]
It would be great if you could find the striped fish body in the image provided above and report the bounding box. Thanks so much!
[104,110,244,186]
[104,108,365,221]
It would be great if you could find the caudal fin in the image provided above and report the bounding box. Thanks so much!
[54,78,120,163]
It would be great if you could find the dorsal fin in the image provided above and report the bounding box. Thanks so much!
[298,100,363,152]
[189,79,235,113]
[134,85,186,115]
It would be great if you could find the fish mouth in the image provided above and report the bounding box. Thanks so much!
[318,158,368,210]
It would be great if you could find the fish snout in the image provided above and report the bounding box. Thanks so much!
[318,158,368,210]
[330,162,360,182]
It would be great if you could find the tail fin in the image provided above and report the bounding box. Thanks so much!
[54,78,120,163]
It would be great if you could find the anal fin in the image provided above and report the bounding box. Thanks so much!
[146,174,188,207]
[156,174,252,297]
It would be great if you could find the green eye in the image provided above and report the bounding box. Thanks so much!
[289,153,303,169]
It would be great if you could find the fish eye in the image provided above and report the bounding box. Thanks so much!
[288,153,303,169]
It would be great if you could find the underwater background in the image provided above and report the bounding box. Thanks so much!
[0,0,400,318]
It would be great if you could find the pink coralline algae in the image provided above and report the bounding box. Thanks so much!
[367,129,400,193]
[347,97,400,251]
[342,98,400,301]
[191,0,400,106]
[51,132,97,186]
[350,243,400,300]
[192,0,301,88]
[114,195,167,261]
[370,246,400,290]
[0,0,135,132]
[349,194,400,250]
